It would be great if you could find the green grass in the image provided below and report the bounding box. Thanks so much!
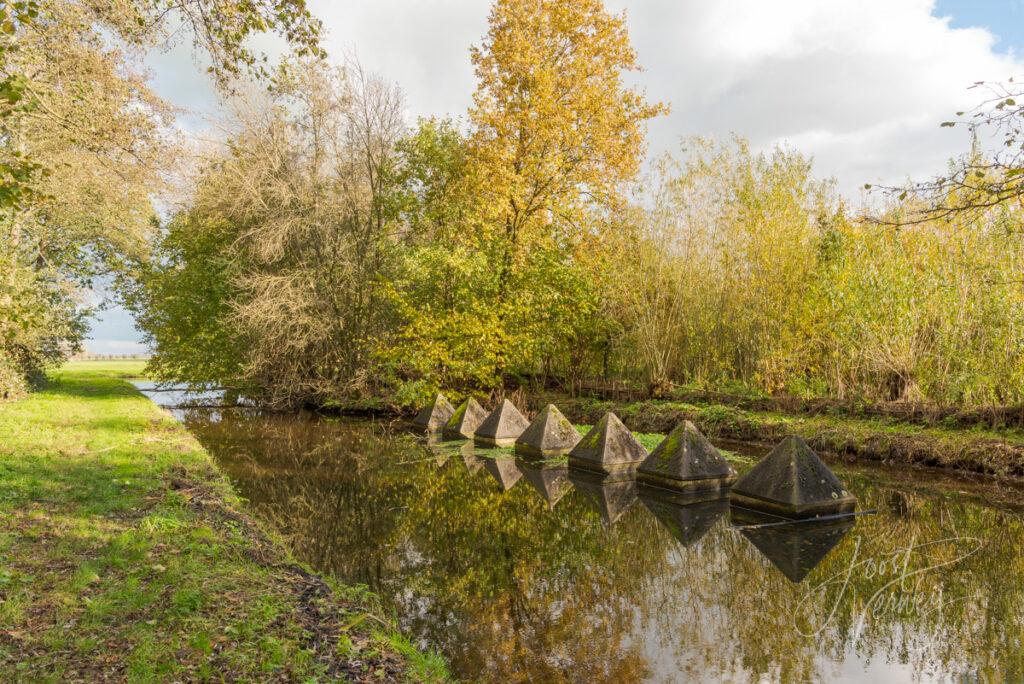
[0,366,449,682]
[557,393,1024,477]
[62,359,150,380]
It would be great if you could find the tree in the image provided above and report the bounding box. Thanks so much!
[383,0,665,398]
[1,0,172,394]
[0,0,323,396]
[468,0,665,287]
[133,59,406,407]
[613,138,834,394]
[0,0,322,212]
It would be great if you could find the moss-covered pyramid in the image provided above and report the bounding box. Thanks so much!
[637,421,737,493]
[413,392,455,432]
[730,436,857,519]
[732,510,855,583]
[482,456,523,491]
[474,399,531,447]
[518,460,573,509]
[443,397,489,439]
[567,412,647,477]
[569,469,638,526]
[639,490,728,547]
[514,404,581,457]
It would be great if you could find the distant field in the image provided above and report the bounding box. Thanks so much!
[62,359,149,379]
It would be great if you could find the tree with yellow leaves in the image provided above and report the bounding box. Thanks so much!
[468,0,666,284]
[384,0,665,397]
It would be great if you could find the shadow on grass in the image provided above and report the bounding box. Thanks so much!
[42,374,143,399]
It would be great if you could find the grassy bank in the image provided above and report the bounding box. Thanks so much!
[541,394,1024,479]
[0,363,447,682]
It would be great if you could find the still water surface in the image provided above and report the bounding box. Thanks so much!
[138,385,1024,683]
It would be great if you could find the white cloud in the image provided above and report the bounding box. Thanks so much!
[308,0,487,121]
[144,0,1023,193]
[609,0,1022,192]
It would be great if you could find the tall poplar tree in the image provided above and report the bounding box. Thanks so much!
[385,0,665,395]
[468,0,665,281]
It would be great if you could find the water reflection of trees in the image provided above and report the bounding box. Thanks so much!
[182,410,1024,682]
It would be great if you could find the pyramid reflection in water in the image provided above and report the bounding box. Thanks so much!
[731,508,855,583]
[423,432,452,466]
[517,458,573,510]
[569,468,638,526]
[639,488,729,547]
[460,442,484,474]
[482,456,524,491]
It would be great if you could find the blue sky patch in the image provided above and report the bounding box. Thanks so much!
[935,0,1024,54]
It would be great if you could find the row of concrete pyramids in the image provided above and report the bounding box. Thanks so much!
[415,392,856,519]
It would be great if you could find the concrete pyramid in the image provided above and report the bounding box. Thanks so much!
[515,404,581,457]
[518,460,573,509]
[638,421,737,493]
[568,412,647,477]
[444,397,489,439]
[474,399,531,447]
[413,392,455,432]
[482,456,523,491]
[569,469,638,526]
[639,490,728,547]
[733,510,855,583]
[730,436,856,519]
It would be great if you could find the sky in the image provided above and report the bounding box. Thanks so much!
[86,0,1024,354]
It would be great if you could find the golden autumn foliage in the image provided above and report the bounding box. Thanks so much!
[467,0,666,270]
[614,137,1024,406]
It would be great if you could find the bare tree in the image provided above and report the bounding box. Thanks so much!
[150,58,407,407]
[872,78,1024,224]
